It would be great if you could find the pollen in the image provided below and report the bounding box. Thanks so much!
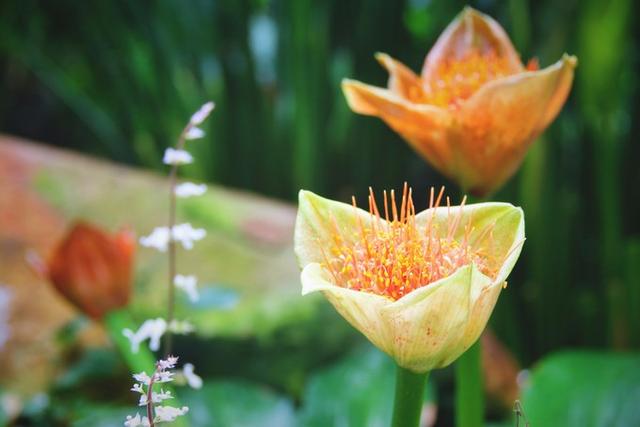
[320,184,498,301]
[420,50,514,110]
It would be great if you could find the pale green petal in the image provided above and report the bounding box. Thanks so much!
[414,201,525,283]
[294,190,375,268]
[453,279,503,366]
[300,263,394,354]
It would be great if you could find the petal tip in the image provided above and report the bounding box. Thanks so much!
[562,53,578,68]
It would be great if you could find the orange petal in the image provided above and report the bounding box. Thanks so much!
[421,7,523,81]
[341,78,454,177]
[452,54,577,195]
[375,52,425,102]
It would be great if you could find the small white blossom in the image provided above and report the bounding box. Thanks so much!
[157,356,179,370]
[185,126,205,140]
[155,370,175,383]
[124,413,150,427]
[138,389,173,406]
[163,148,193,165]
[132,372,152,385]
[123,318,167,353]
[154,405,189,423]
[189,101,215,125]
[154,389,173,402]
[174,274,200,302]
[139,227,170,252]
[183,363,203,390]
[171,223,206,250]
[175,182,207,198]
[140,224,206,252]
[168,319,195,334]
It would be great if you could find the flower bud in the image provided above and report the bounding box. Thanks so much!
[47,222,135,319]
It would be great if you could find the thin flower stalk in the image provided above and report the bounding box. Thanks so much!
[163,102,214,355]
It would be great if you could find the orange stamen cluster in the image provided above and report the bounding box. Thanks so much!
[421,50,514,109]
[321,184,497,301]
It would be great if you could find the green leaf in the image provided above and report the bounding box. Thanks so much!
[182,381,296,427]
[298,344,436,427]
[522,351,640,426]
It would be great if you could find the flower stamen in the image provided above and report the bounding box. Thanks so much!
[322,185,498,300]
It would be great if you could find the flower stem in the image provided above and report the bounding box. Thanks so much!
[391,365,429,427]
[454,191,485,427]
[454,340,484,427]
[163,126,190,357]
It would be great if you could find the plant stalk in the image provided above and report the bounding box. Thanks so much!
[163,125,190,356]
[455,340,484,427]
[391,365,429,427]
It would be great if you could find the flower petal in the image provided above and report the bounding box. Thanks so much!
[301,262,394,354]
[382,264,485,372]
[375,52,424,100]
[341,79,454,177]
[415,202,525,286]
[451,55,577,195]
[421,7,523,81]
[295,190,375,268]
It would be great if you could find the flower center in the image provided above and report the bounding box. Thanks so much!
[418,50,514,109]
[321,185,497,301]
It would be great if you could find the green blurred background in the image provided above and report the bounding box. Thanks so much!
[1,0,639,425]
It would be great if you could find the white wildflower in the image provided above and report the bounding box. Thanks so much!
[183,363,203,390]
[185,126,205,140]
[157,356,179,370]
[132,372,152,385]
[155,370,175,383]
[124,413,150,427]
[138,389,173,406]
[123,318,167,353]
[168,319,195,334]
[175,182,207,198]
[163,148,193,165]
[154,406,189,423]
[153,389,173,402]
[189,101,215,125]
[174,274,199,303]
[139,227,170,252]
[171,223,206,250]
[140,223,205,252]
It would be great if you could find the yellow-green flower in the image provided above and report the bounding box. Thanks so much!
[294,186,524,373]
[342,7,576,197]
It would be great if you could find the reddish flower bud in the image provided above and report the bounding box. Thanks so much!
[47,222,135,319]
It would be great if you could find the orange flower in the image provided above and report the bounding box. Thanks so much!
[47,222,135,319]
[342,7,577,196]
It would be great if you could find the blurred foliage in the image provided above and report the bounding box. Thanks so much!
[298,344,435,426]
[1,0,640,426]
[522,351,640,426]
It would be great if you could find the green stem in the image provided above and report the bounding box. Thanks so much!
[391,365,429,427]
[454,191,485,427]
[455,340,484,427]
